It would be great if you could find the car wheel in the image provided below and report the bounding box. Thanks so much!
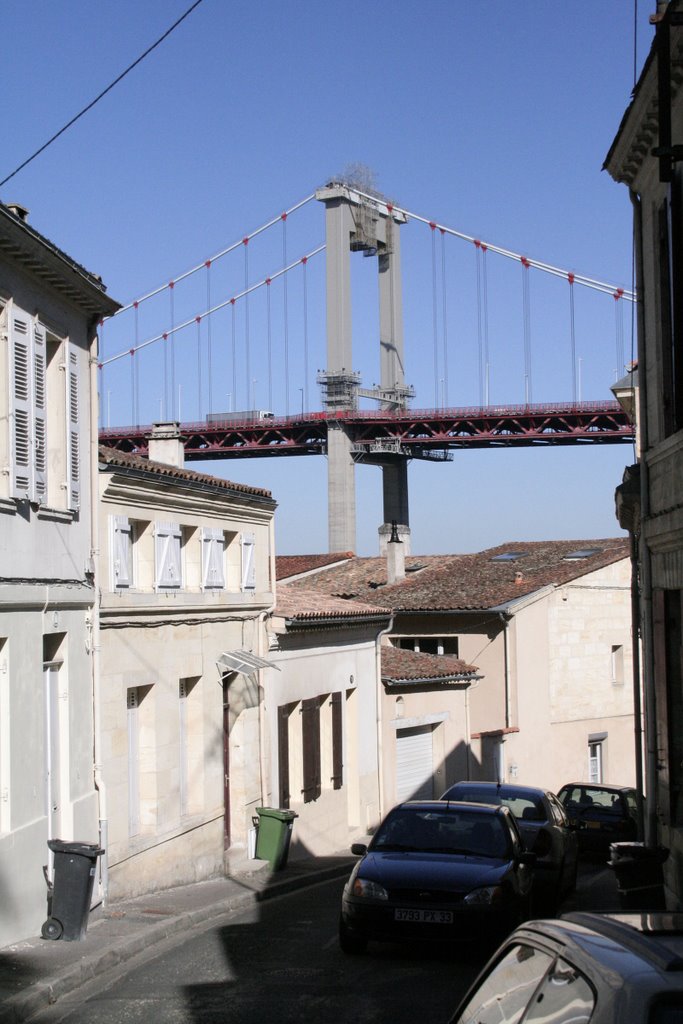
[339,916,367,955]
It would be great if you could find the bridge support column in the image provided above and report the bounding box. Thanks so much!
[327,424,356,553]
[378,458,411,554]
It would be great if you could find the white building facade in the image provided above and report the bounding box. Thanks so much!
[0,202,119,946]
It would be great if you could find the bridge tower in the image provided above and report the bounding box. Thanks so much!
[316,183,413,553]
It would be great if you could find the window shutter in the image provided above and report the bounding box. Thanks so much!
[278,705,291,809]
[331,692,343,790]
[66,345,80,510]
[301,698,321,803]
[202,527,225,589]
[240,531,256,591]
[33,322,47,504]
[9,309,32,499]
[155,521,182,589]
[111,515,132,588]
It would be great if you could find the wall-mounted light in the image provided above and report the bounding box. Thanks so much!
[395,696,405,719]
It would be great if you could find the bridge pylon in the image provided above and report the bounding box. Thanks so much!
[316,182,412,554]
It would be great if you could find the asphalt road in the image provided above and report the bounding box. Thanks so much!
[31,875,483,1024]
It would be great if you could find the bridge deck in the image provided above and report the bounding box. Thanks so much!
[98,401,634,461]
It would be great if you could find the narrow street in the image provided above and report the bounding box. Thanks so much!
[30,861,618,1024]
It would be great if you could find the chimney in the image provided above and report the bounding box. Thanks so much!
[386,520,405,584]
[6,203,29,222]
[147,422,185,468]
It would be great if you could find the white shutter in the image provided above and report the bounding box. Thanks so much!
[33,322,47,504]
[396,726,434,802]
[202,527,225,589]
[155,521,182,589]
[111,515,132,588]
[66,345,80,510]
[9,309,32,499]
[240,531,256,591]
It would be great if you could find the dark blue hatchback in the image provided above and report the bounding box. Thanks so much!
[339,801,535,954]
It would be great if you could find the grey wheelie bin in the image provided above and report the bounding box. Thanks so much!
[42,839,104,941]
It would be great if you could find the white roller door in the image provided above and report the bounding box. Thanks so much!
[396,725,434,802]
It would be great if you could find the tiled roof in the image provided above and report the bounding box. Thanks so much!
[276,553,355,580]
[381,645,478,684]
[99,445,274,501]
[276,539,630,612]
[275,585,390,622]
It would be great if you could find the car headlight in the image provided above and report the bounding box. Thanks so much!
[351,877,389,900]
[463,885,504,906]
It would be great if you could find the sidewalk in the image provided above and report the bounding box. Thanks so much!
[0,853,355,1024]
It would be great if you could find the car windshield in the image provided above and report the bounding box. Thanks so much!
[560,786,625,816]
[372,808,511,858]
[450,787,546,823]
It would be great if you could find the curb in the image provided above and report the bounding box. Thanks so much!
[4,861,353,1023]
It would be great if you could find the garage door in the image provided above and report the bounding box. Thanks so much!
[396,725,434,802]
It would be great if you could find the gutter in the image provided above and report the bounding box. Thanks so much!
[374,614,395,823]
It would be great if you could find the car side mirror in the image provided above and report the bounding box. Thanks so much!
[351,843,368,856]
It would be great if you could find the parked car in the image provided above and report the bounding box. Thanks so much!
[448,911,683,1023]
[557,782,638,858]
[440,781,578,912]
[338,800,535,954]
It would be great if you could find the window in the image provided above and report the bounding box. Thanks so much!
[7,305,79,510]
[202,527,225,589]
[397,636,459,657]
[155,521,182,590]
[0,638,8,834]
[301,697,321,803]
[240,531,256,591]
[588,739,604,784]
[110,515,132,589]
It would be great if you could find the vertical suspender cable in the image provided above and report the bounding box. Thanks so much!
[266,279,273,410]
[440,229,449,407]
[243,239,250,409]
[196,316,202,418]
[231,299,237,411]
[302,256,309,410]
[206,261,213,415]
[430,222,439,406]
[133,303,140,425]
[521,257,532,405]
[568,274,577,403]
[614,290,625,380]
[170,282,176,419]
[282,214,290,416]
[475,241,484,406]
[482,245,490,406]
[98,321,105,429]
[129,349,135,426]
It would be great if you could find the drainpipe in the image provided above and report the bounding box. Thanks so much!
[464,676,481,780]
[255,514,278,807]
[630,187,658,847]
[498,612,512,729]
[374,613,395,823]
[89,329,108,903]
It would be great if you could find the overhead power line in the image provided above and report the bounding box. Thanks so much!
[0,0,205,190]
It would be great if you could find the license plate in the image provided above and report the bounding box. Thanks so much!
[394,908,453,924]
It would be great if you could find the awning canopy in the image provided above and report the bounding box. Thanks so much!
[216,650,280,678]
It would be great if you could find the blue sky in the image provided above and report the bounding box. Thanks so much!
[2,1,654,555]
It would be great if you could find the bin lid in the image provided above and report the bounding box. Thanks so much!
[255,807,298,821]
[48,839,105,856]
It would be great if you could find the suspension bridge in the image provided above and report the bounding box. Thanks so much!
[98,182,635,552]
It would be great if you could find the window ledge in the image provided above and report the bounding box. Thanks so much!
[36,505,75,523]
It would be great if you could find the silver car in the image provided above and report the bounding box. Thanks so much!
[449,912,683,1023]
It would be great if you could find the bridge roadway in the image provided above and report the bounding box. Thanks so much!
[98,400,634,463]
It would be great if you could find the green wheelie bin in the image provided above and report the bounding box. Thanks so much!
[254,807,298,870]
